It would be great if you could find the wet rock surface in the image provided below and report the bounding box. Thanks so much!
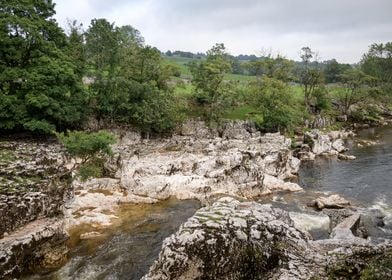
[0,140,70,237]
[308,194,351,210]
[0,218,68,279]
[0,140,71,278]
[143,198,392,280]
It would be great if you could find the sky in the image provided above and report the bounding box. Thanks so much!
[53,0,392,63]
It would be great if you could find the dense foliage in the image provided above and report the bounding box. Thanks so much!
[189,43,232,122]
[1,1,391,136]
[0,0,86,133]
[250,77,302,132]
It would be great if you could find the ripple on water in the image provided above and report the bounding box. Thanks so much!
[24,199,201,280]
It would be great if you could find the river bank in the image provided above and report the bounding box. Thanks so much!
[2,120,392,279]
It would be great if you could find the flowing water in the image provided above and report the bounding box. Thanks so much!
[300,126,392,205]
[26,199,200,280]
[266,125,392,239]
[25,126,392,279]
[299,125,392,237]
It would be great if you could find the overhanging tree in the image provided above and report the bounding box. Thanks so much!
[0,0,86,133]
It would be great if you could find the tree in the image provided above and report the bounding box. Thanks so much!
[246,55,293,82]
[0,0,86,133]
[299,47,324,111]
[324,59,352,84]
[57,130,116,180]
[189,43,232,121]
[336,69,375,116]
[121,46,170,88]
[118,25,144,48]
[66,20,86,79]
[85,18,120,77]
[250,77,301,132]
[361,42,392,102]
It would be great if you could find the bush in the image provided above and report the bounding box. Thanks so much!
[57,130,115,160]
[78,160,104,181]
[57,131,115,179]
[250,77,303,132]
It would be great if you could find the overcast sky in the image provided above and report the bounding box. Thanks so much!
[53,0,392,63]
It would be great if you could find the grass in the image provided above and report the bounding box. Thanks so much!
[163,55,257,82]
[224,105,259,120]
[173,83,194,98]
[164,55,194,76]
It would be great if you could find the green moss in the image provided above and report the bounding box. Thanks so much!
[0,148,16,163]
[327,250,392,280]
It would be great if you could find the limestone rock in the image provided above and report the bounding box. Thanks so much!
[304,130,332,155]
[142,198,318,280]
[332,139,347,153]
[338,154,356,160]
[116,123,302,203]
[308,194,351,210]
[0,219,68,279]
[304,129,351,157]
[143,198,392,280]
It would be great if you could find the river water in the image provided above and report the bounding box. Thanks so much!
[26,199,200,280]
[300,126,392,235]
[267,125,392,239]
[26,126,392,279]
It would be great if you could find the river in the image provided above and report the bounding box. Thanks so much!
[25,199,200,280]
[26,126,392,279]
[267,125,392,239]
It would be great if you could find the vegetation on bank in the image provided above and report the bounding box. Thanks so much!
[1,0,392,137]
[57,130,115,181]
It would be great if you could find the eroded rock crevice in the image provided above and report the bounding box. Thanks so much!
[143,198,392,280]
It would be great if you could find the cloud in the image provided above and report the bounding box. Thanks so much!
[53,0,392,63]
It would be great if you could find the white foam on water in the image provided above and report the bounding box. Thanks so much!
[289,212,330,232]
[369,197,392,233]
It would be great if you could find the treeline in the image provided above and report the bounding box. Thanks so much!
[188,43,392,131]
[1,0,391,135]
[165,49,353,82]
[1,0,180,134]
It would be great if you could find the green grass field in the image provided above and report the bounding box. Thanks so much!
[163,55,256,82]
[164,55,194,76]
[223,105,259,120]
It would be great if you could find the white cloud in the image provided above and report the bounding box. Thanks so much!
[53,0,392,63]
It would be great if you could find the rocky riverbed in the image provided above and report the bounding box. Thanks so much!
[0,140,71,279]
[143,198,392,280]
[1,120,391,279]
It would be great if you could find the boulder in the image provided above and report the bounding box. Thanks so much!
[142,198,318,280]
[338,154,356,160]
[308,194,351,210]
[143,198,392,280]
[304,130,332,155]
[0,219,68,279]
[117,126,302,203]
[331,214,363,240]
[304,129,350,156]
[332,139,347,153]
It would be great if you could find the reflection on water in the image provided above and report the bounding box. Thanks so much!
[298,126,392,237]
[26,199,200,280]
